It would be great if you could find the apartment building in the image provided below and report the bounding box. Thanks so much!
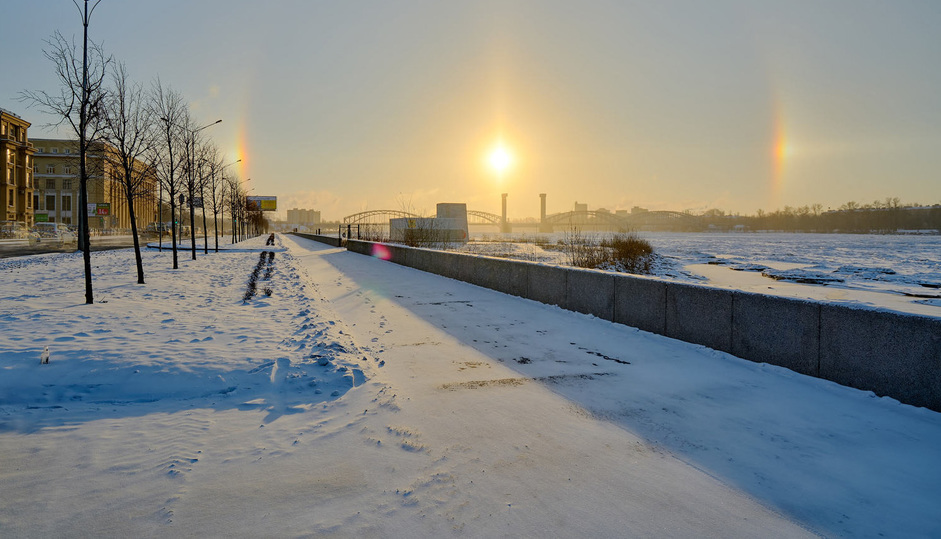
[31,138,158,231]
[286,208,321,227]
[1,109,37,225]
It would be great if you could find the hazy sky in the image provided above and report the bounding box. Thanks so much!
[3,0,939,220]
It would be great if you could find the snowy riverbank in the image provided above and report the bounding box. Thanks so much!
[1,235,940,537]
[458,231,941,317]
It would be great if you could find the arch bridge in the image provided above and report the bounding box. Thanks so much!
[342,209,702,231]
[344,209,504,225]
[467,210,503,225]
[343,210,423,225]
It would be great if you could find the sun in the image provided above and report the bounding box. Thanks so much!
[487,145,513,175]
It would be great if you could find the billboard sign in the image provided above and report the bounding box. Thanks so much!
[247,196,277,212]
[87,203,110,216]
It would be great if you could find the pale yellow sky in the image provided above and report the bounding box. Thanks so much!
[4,1,940,220]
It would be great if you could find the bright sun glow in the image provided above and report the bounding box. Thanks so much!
[487,145,513,175]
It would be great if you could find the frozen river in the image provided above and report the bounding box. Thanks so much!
[463,231,941,317]
[643,232,940,289]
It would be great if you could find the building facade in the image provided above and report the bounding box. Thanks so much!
[286,208,321,227]
[31,138,158,232]
[1,109,37,226]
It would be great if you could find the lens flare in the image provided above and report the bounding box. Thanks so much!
[371,243,392,261]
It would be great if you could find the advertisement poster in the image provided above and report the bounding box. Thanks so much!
[246,196,277,212]
[87,203,110,216]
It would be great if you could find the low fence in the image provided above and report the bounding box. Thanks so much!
[343,239,941,412]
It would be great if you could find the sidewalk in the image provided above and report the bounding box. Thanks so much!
[282,236,816,537]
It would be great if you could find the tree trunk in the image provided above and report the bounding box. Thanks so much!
[170,196,179,269]
[189,187,197,260]
[127,190,144,284]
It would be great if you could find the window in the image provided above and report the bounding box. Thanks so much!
[33,165,38,173]
[62,195,72,212]
[49,217,55,223]
[7,189,12,206]
[46,195,55,211]
[64,166,72,174]
[52,148,58,154]
[45,179,56,189]
[46,165,55,174]
[62,179,72,190]
[62,216,71,225]
[27,196,31,209]
[65,148,71,154]
[33,194,39,209]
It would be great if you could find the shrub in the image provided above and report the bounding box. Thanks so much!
[601,232,654,274]
[559,228,655,274]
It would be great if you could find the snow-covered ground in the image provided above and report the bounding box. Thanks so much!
[459,231,941,317]
[1,235,940,537]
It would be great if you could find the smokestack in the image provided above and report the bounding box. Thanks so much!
[501,193,509,233]
[540,193,546,222]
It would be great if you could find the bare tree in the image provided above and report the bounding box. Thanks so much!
[196,141,216,255]
[150,80,187,269]
[227,175,245,244]
[206,152,232,252]
[101,62,156,284]
[181,118,220,259]
[20,5,111,304]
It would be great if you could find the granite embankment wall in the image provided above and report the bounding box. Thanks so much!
[335,238,940,412]
[291,233,342,247]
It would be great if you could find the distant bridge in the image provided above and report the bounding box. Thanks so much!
[467,210,503,225]
[344,209,505,225]
[342,209,701,231]
[342,210,423,225]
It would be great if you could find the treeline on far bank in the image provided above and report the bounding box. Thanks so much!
[700,200,941,233]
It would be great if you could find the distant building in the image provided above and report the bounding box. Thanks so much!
[574,202,588,213]
[31,138,158,231]
[1,109,37,225]
[631,206,649,214]
[390,203,468,244]
[286,208,321,227]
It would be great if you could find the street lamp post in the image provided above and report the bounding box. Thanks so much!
[187,119,220,260]
[216,159,240,251]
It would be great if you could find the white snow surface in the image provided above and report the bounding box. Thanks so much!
[1,234,940,537]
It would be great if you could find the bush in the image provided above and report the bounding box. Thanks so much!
[601,232,654,274]
[559,228,654,274]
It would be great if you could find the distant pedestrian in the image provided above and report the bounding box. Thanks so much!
[266,233,275,246]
